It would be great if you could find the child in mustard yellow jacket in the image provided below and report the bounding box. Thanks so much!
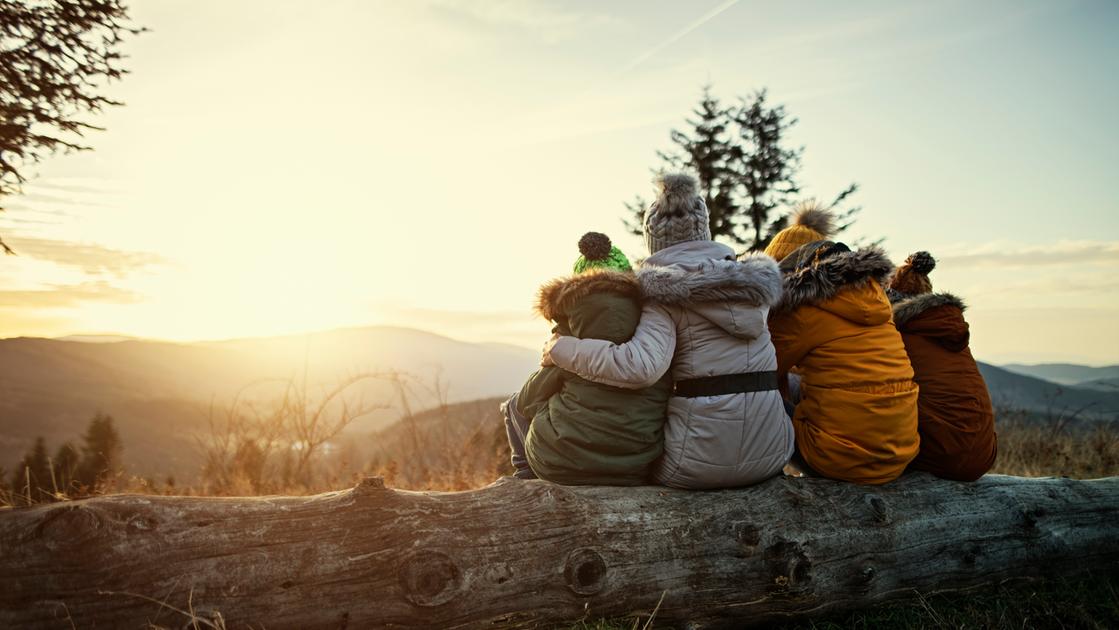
[765,204,920,484]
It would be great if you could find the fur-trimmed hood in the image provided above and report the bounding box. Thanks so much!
[776,245,894,313]
[636,241,781,307]
[892,292,965,328]
[535,269,642,322]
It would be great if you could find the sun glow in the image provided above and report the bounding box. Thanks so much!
[1,1,1117,363]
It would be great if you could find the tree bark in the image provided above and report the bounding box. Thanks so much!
[1,473,1116,629]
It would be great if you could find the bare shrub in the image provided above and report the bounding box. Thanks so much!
[366,396,512,491]
[196,372,402,495]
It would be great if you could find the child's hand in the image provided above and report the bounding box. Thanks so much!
[541,332,560,367]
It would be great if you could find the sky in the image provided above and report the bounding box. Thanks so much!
[1,0,1117,365]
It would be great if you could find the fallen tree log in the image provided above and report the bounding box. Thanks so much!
[1,473,1116,629]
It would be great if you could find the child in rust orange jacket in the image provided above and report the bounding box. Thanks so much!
[886,252,997,481]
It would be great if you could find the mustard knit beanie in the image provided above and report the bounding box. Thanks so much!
[764,200,835,262]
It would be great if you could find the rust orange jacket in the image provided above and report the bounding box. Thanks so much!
[769,245,920,484]
[892,293,997,481]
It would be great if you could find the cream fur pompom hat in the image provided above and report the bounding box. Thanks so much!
[642,173,711,254]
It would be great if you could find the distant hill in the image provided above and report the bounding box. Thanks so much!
[0,327,538,481]
[977,362,1119,418]
[367,396,510,489]
[7,327,1117,484]
[1001,363,1119,388]
[1075,378,1119,392]
[56,334,141,343]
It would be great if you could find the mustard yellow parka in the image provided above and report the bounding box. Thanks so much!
[769,242,920,484]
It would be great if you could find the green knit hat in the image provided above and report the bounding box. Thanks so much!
[573,232,632,274]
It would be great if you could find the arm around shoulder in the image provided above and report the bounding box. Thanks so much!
[548,303,676,389]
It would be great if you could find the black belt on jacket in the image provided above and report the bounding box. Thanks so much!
[673,371,779,398]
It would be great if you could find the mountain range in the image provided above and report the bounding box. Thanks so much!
[0,327,539,480]
[1001,363,1119,392]
[1,327,1116,482]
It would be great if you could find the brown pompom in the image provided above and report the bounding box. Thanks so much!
[578,232,612,260]
[906,251,936,275]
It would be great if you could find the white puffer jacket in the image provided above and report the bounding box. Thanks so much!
[549,240,794,489]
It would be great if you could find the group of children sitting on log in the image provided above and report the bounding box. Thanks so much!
[502,173,997,488]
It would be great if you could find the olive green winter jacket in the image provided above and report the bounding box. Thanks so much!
[518,270,671,485]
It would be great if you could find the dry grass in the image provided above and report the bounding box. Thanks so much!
[574,570,1119,630]
[991,406,1118,479]
[3,398,1115,506]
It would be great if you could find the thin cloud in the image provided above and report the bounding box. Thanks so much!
[425,0,617,42]
[0,281,141,309]
[3,236,166,277]
[938,241,1119,268]
[965,276,1119,299]
[621,0,741,73]
[24,179,121,195]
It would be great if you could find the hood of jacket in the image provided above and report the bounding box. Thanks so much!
[892,292,966,327]
[536,269,642,321]
[637,240,782,339]
[638,241,782,307]
[776,245,895,325]
[892,292,970,352]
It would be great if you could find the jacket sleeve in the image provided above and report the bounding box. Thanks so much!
[768,309,813,378]
[548,303,676,389]
[516,367,566,419]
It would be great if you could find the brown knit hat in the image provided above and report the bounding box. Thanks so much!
[886,251,936,302]
[764,200,835,262]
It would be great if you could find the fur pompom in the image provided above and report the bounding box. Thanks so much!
[906,251,936,275]
[655,173,698,200]
[792,200,835,237]
[578,232,612,260]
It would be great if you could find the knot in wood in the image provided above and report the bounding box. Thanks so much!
[962,545,982,566]
[764,539,812,592]
[126,513,159,533]
[564,548,607,596]
[735,523,761,554]
[1022,507,1046,529]
[865,495,889,524]
[34,505,103,546]
[398,551,462,607]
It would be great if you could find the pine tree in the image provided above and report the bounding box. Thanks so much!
[53,442,81,495]
[731,90,803,250]
[626,86,739,242]
[624,86,863,253]
[11,437,52,504]
[0,465,10,506]
[77,413,123,490]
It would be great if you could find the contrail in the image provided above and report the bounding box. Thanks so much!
[620,0,742,73]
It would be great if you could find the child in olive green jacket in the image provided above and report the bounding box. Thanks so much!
[502,233,671,485]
